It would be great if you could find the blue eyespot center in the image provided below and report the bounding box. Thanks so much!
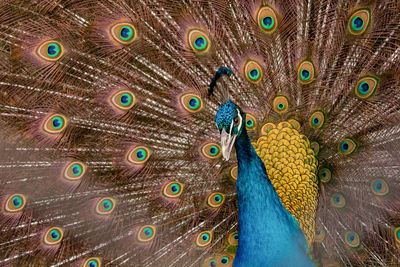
[88,260,97,267]
[170,183,180,194]
[263,16,272,26]
[234,234,239,240]
[188,97,200,109]
[12,196,22,208]
[195,37,204,47]
[321,171,327,178]
[302,70,310,79]
[374,181,382,191]
[102,200,112,211]
[194,36,207,50]
[341,141,349,151]
[210,260,216,267]
[121,27,130,38]
[313,118,319,125]
[221,257,229,264]
[52,118,61,128]
[50,230,60,240]
[359,82,369,94]
[136,149,146,160]
[348,233,355,242]
[352,17,364,30]
[201,233,210,241]
[48,45,57,55]
[334,195,340,203]
[121,95,128,103]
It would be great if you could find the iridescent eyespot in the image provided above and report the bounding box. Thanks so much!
[298,60,315,84]
[196,230,213,247]
[244,60,263,84]
[207,192,225,208]
[63,161,86,181]
[394,227,400,243]
[95,197,116,215]
[355,76,379,99]
[83,258,101,267]
[371,179,389,196]
[36,40,64,61]
[338,138,357,156]
[110,90,135,110]
[309,111,325,129]
[245,113,257,131]
[314,228,325,242]
[110,22,136,44]
[43,227,63,245]
[288,119,301,130]
[230,165,238,181]
[201,143,222,160]
[319,168,332,183]
[228,231,239,246]
[162,181,184,198]
[203,257,216,267]
[42,114,67,134]
[257,6,278,33]
[345,231,360,248]
[137,225,156,242]
[127,146,151,165]
[261,122,276,135]
[219,255,231,265]
[330,193,346,208]
[188,29,210,53]
[310,142,320,156]
[273,96,289,114]
[3,194,26,213]
[348,9,370,35]
[179,92,203,113]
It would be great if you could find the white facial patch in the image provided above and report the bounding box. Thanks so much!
[220,109,242,160]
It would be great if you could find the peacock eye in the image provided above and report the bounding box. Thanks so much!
[330,193,346,208]
[43,227,63,245]
[314,228,325,242]
[309,110,325,129]
[207,192,225,208]
[355,76,379,99]
[42,114,68,134]
[63,161,86,181]
[137,225,156,242]
[110,90,135,111]
[310,141,320,156]
[395,227,400,243]
[257,6,278,33]
[187,29,210,53]
[338,138,357,156]
[348,9,370,35]
[4,194,26,213]
[83,258,101,267]
[319,167,332,183]
[215,254,234,266]
[179,92,203,113]
[288,119,301,130]
[228,231,239,246]
[36,40,64,61]
[371,179,389,196]
[298,60,315,84]
[345,231,360,248]
[95,197,116,215]
[110,22,136,44]
[201,142,222,160]
[196,230,213,247]
[244,60,263,83]
[273,96,289,114]
[126,146,151,165]
[162,181,184,198]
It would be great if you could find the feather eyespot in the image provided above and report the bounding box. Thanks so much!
[309,111,325,129]
[196,231,213,247]
[43,227,63,245]
[111,22,136,44]
[188,29,210,53]
[288,119,301,130]
[36,40,64,61]
[355,76,379,99]
[244,60,263,84]
[137,225,156,242]
[201,143,222,160]
[245,113,257,130]
[207,192,225,208]
[319,168,332,183]
[314,228,325,242]
[228,231,239,246]
[345,231,360,248]
[83,258,101,267]
[95,197,116,215]
[257,6,278,33]
[230,165,238,181]
[371,179,389,196]
[261,122,276,135]
[127,146,151,165]
[348,9,370,35]
[272,96,289,114]
[63,161,86,181]
[394,227,400,243]
[338,138,357,156]
[330,193,345,208]
[179,93,203,113]
[162,181,184,198]
[110,90,135,111]
[298,60,315,84]
[3,194,26,213]
[42,114,67,134]
[217,255,233,265]
[310,142,320,156]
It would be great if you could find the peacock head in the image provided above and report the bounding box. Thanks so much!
[215,99,246,160]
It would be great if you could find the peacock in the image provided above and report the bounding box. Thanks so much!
[0,0,399,266]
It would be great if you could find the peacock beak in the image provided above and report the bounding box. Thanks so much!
[220,122,237,161]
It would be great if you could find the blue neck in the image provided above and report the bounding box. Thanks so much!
[233,128,314,267]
